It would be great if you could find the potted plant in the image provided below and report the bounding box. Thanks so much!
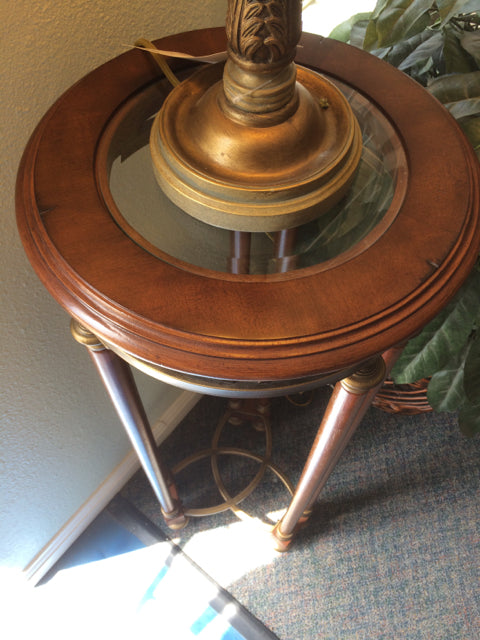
[329,0,480,435]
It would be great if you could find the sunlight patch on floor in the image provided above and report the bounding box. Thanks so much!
[178,516,284,589]
[4,542,247,639]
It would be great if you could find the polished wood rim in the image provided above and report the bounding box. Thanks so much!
[16,28,480,386]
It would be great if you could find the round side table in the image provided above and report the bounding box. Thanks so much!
[16,28,480,549]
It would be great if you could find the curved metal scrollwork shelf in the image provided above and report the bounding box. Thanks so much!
[172,402,294,527]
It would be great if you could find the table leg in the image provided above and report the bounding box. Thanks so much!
[272,348,402,550]
[70,320,188,530]
[230,230,251,274]
[273,228,298,273]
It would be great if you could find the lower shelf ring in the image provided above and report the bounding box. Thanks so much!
[172,447,294,527]
[171,403,294,527]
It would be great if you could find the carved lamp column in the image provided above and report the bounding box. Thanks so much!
[150,0,362,232]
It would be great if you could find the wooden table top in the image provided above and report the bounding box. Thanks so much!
[16,28,480,394]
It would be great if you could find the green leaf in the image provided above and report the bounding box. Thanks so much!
[392,269,480,383]
[443,24,479,74]
[436,0,474,24]
[350,22,371,49]
[459,116,480,157]
[463,332,480,404]
[426,341,470,411]
[364,0,434,51]
[427,70,480,103]
[397,30,442,71]
[458,399,480,436]
[460,30,480,67]
[328,13,371,43]
[385,30,441,70]
[445,97,480,119]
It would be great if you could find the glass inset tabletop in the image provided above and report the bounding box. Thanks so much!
[99,69,407,276]
[19,28,480,385]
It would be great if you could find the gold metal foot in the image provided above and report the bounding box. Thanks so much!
[162,505,189,530]
[271,521,295,552]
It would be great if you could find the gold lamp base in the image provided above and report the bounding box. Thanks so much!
[150,62,362,232]
[150,0,362,232]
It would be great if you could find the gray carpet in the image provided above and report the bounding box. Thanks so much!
[121,387,480,639]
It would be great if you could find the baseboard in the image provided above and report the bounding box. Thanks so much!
[23,389,200,585]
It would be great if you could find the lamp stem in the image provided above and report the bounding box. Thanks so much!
[222,0,303,124]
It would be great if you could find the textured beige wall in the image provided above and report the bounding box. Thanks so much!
[0,0,225,577]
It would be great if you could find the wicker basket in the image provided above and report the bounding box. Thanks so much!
[372,378,432,415]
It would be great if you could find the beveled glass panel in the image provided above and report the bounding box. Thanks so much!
[100,68,406,276]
